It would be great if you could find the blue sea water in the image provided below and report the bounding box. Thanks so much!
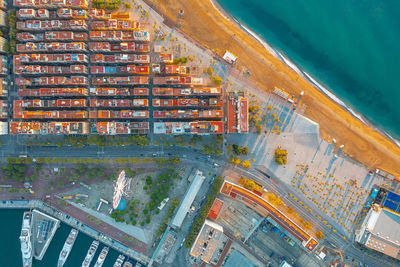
[0,209,131,267]
[217,0,400,140]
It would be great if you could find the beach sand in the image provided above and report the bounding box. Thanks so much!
[145,0,400,177]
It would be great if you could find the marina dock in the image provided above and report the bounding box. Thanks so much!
[0,200,149,265]
[31,209,60,260]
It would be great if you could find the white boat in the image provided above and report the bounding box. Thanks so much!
[57,229,78,267]
[82,240,99,267]
[94,246,109,267]
[20,212,32,267]
[122,260,133,267]
[113,254,125,267]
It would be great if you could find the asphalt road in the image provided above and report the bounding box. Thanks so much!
[0,138,395,266]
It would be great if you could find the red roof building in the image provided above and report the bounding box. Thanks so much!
[14,54,88,64]
[152,87,222,97]
[17,8,49,19]
[17,31,88,42]
[90,99,148,108]
[14,0,88,9]
[15,76,88,86]
[153,121,224,135]
[14,64,87,75]
[18,87,88,97]
[134,43,150,53]
[153,76,192,85]
[0,100,7,119]
[90,65,149,75]
[152,65,189,75]
[159,53,173,63]
[17,42,86,52]
[96,122,149,135]
[17,8,87,19]
[89,42,149,53]
[88,8,109,20]
[14,110,88,119]
[153,109,223,119]
[91,19,140,30]
[89,42,111,52]
[91,76,148,85]
[56,8,87,19]
[17,19,88,31]
[0,78,7,97]
[152,98,223,108]
[152,98,173,107]
[89,110,148,119]
[9,121,42,134]
[227,93,249,133]
[89,87,148,96]
[152,87,173,96]
[90,31,137,41]
[208,198,224,220]
[9,121,89,134]
[15,99,86,108]
[90,54,149,64]
[89,30,149,42]
[0,56,7,75]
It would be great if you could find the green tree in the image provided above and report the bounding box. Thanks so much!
[242,160,251,169]
[275,148,288,165]
[211,76,223,86]
[206,67,214,76]
[316,231,324,239]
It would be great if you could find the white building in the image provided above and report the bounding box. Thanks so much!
[0,121,8,134]
[355,204,400,259]
[223,50,237,64]
[171,170,205,228]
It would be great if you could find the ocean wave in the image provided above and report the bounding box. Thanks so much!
[211,0,400,147]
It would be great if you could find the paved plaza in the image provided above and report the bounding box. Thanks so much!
[225,91,394,238]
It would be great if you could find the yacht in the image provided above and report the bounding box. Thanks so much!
[94,246,109,267]
[113,254,125,267]
[82,240,99,267]
[57,229,78,267]
[20,212,32,267]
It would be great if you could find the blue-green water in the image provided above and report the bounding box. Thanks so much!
[0,209,130,267]
[217,0,400,141]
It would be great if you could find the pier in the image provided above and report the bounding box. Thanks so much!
[31,209,60,260]
[0,199,149,265]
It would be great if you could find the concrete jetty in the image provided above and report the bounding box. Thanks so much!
[31,209,60,260]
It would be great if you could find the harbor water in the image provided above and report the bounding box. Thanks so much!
[217,0,400,141]
[0,209,131,267]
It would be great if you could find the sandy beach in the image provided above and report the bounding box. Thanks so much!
[145,0,400,177]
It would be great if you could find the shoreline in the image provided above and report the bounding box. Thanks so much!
[211,0,400,148]
[143,0,400,176]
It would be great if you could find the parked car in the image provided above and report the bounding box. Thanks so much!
[269,252,275,258]
[284,236,296,247]
[271,227,280,234]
